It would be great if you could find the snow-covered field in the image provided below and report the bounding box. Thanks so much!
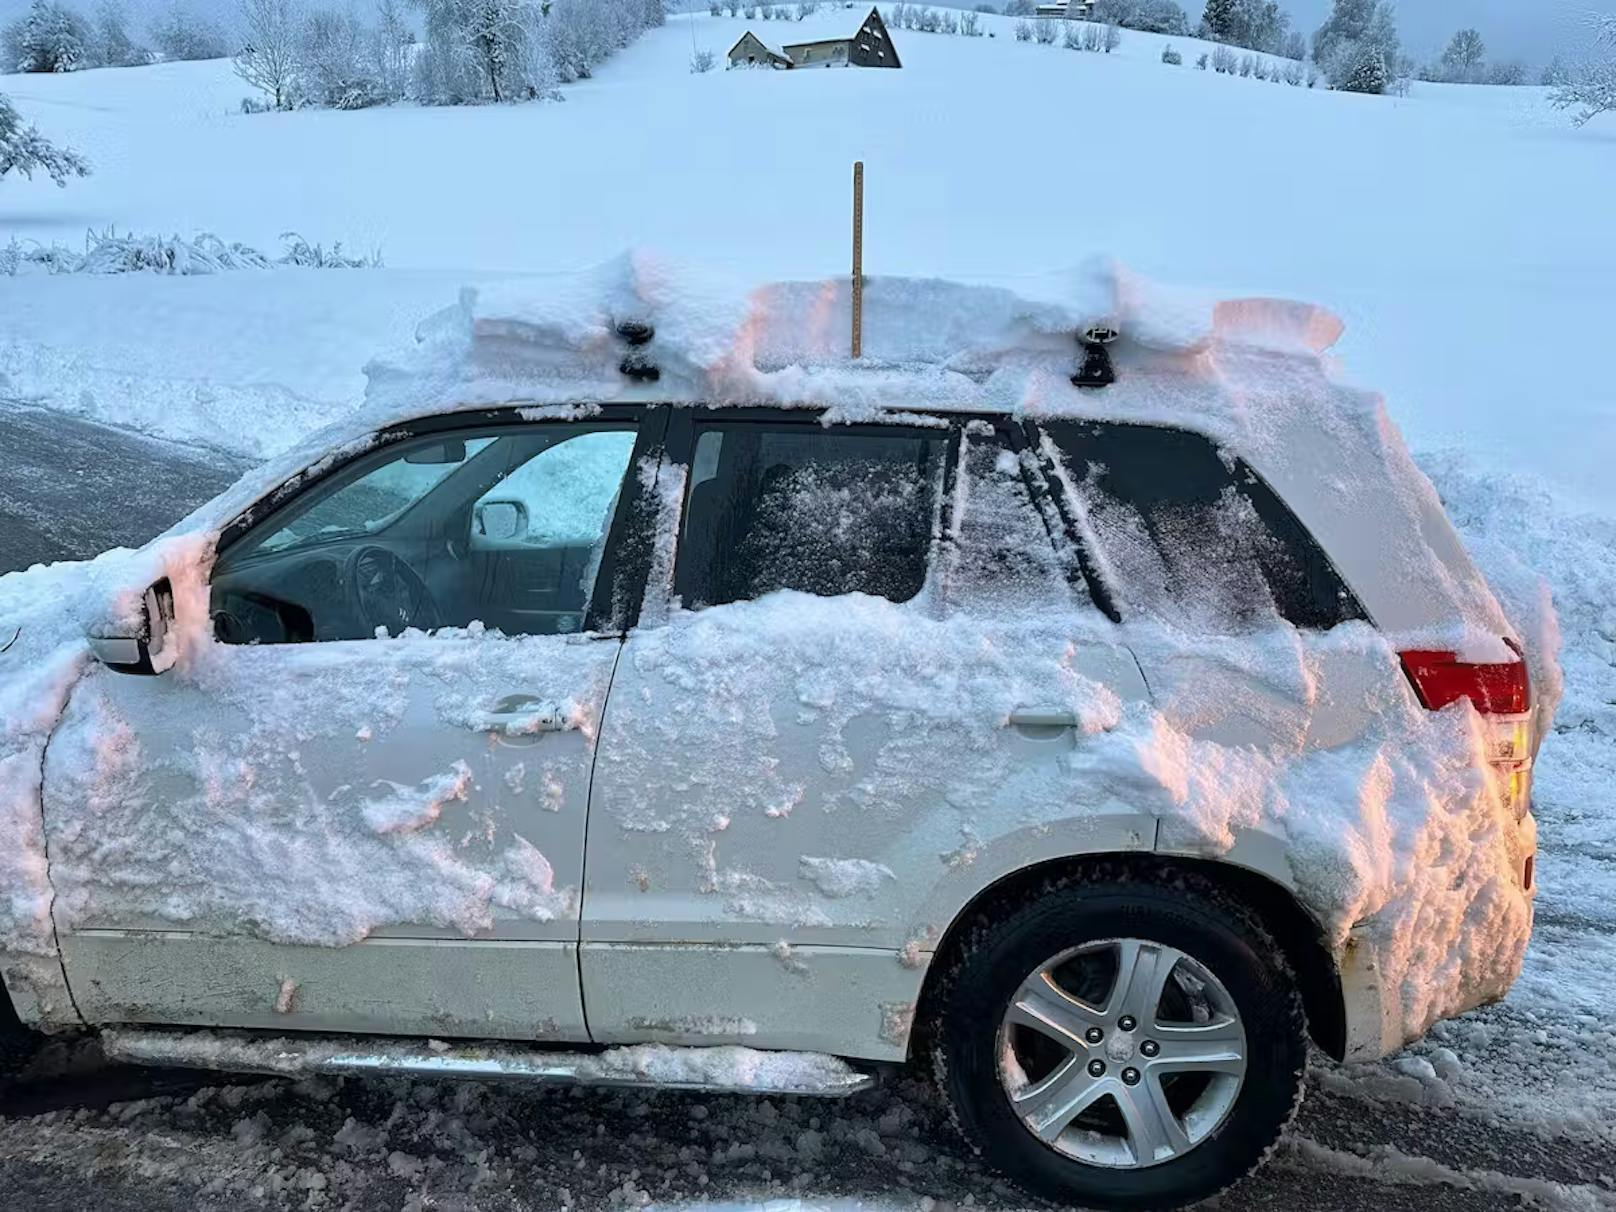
[2,8,1615,1208]
[2,12,1613,499]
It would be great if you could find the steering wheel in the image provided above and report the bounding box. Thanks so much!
[345,546,443,636]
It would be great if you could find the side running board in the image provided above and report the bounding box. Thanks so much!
[100,1028,876,1098]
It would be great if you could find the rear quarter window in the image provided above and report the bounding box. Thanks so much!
[1039,420,1365,632]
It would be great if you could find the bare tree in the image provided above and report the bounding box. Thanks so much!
[1439,27,1485,82]
[372,0,413,101]
[1551,16,1616,126]
[236,0,303,109]
[94,0,147,66]
[151,2,229,60]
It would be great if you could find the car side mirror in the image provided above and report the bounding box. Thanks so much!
[476,499,529,544]
[88,579,177,675]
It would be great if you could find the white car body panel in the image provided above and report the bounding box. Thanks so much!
[41,634,619,1039]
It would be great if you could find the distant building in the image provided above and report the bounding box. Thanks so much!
[726,30,793,69]
[783,8,901,69]
[1034,1,1094,17]
[728,7,901,72]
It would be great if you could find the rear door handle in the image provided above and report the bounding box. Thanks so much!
[476,694,567,736]
[1007,708,1080,729]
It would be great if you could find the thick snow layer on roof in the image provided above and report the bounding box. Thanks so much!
[345,255,1512,649]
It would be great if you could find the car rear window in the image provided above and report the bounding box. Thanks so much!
[1039,420,1364,632]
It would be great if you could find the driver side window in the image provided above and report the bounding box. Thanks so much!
[211,423,638,644]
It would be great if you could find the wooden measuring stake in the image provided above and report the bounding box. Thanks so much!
[852,160,864,360]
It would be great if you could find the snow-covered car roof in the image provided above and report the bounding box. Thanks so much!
[168,255,1511,651]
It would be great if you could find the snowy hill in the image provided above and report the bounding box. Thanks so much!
[1,11,1613,505]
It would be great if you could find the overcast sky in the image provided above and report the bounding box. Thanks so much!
[1286,0,1615,65]
[2,0,1613,66]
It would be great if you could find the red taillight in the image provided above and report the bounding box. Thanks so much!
[1401,642,1535,822]
[1399,649,1531,716]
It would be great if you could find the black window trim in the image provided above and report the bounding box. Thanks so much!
[212,403,671,639]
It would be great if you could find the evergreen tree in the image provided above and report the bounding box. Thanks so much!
[0,90,90,186]
[1199,0,1236,42]
[1313,0,1398,94]
[3,1,91,73]
[1336,36,1388,93]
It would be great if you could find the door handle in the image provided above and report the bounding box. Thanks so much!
[1006,708,1080,729]
[475,695,567,736]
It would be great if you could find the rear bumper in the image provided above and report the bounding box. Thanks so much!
[1338,809,1536,1063]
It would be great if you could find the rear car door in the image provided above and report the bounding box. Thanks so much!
[580,411,1151,1060]
[41,409,663,1040]
[1029,418,1377,857]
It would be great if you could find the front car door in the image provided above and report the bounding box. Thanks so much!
[42,408,664,1041]
[581,410,1151,1059]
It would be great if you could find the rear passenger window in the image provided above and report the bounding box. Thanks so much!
[943,421,1082,610]
[675,424,947,608]
[1040,421,1363,632]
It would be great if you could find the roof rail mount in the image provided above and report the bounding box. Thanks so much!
[619,354,661,383]
[1072,329,1117,389]
[616,320,655,347]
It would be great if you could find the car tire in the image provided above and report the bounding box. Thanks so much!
[924,866,1307,1212]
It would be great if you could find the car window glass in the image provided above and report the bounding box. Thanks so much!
[256,438,498,555]
[1040,420,1363,632]
[944,421,1082,611]
[474,431,635,547]
[675,424,947,609]
[211,424,637,644]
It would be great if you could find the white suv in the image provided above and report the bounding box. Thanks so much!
[1,368,1538,1208]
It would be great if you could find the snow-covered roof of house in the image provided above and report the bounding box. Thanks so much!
[726,31,790,61]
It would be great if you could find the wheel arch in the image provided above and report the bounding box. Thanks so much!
[912,851,1347,1062]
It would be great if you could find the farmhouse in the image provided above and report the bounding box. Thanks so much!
[726,30,793,68]
[728,8,901,71]
[784,8,900,68]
